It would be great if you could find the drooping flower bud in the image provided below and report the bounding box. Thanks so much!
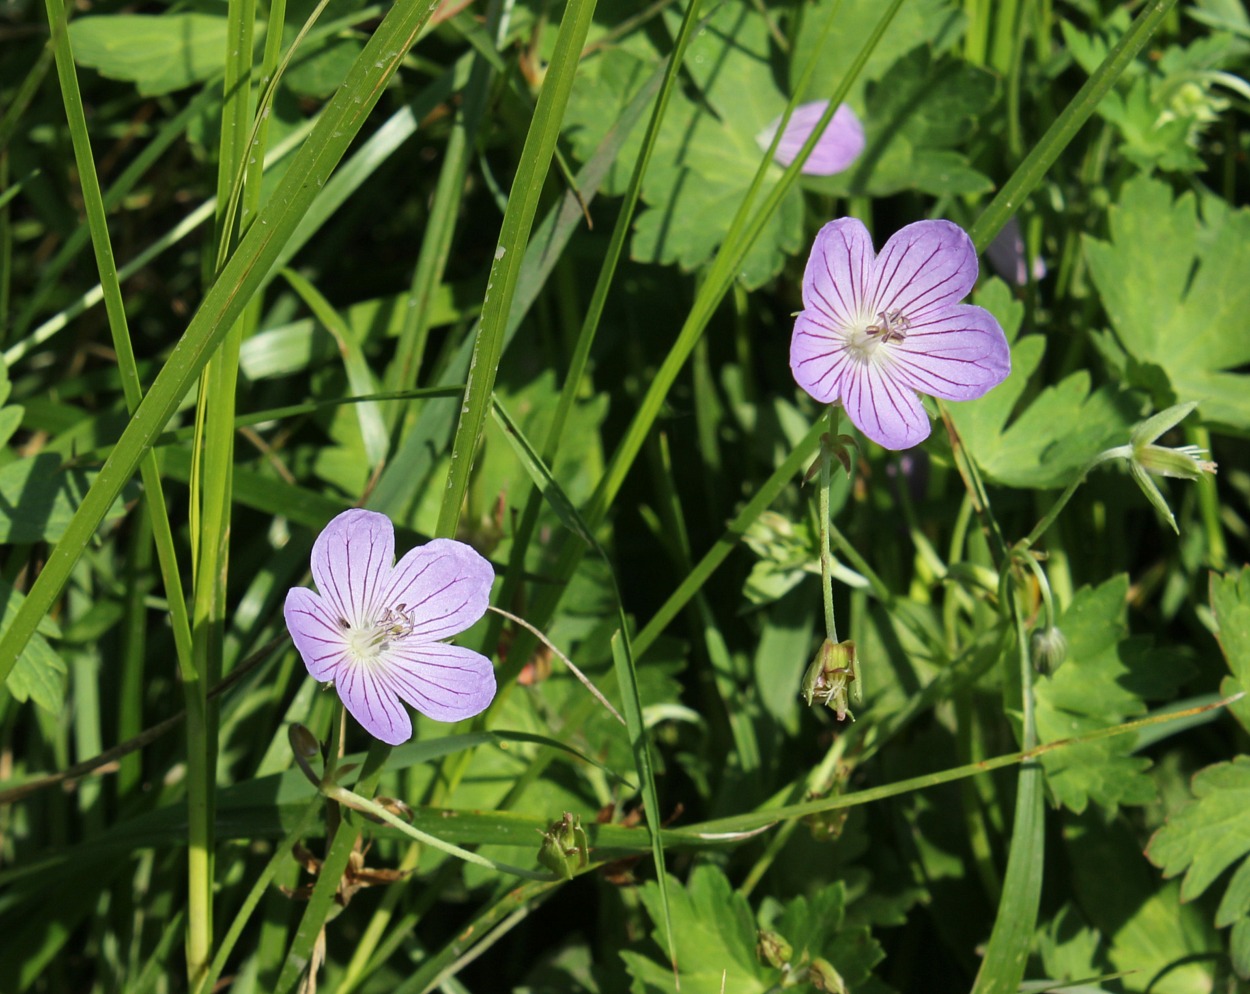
[801,639,857,721]
[537,812,589,880]
[1030,625,1068,675]
[756,929,793,970]
[807,957,848,993]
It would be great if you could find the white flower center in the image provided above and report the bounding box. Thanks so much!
[342,605,417,664]
[845,309,909,363]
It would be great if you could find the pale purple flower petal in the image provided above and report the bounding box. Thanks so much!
[758,101,865,176]
[337,661,414,746]
[790,217,1011,450]
[384,539,495,641]
[284,509,497,745]
[284,587,349,682]
[889,306,1012,400]
[382,644,498,723]
[841,360,932,450]
[309,508,394,628]
[868,220,979,322]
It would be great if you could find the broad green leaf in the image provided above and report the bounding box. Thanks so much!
[625,869,882,993]
[628,4,803,288]
[1070,810,1218,994]
[69,12,243,96]
[1034,576,1191,812]
[949,280,1139,489]
[623,866,773,994]
[0,454,138,544]
[769,881,884,987]
[808,50,996,197]
[1210,568,1250,733]
[1085,175,1250,430]
[791,0,963,103]
[1147,756,1250,977]
[0,581,65,714]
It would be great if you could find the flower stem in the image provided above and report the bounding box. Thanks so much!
[321,783,555,881]
[818,407,839,645]
[1021,448,1124,549]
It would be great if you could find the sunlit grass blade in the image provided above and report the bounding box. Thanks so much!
[280,268,389,467]
[370,48,666,515]
[0,0,445,685]
[485,0,703,670]
[490,395,676,968]
[969,764,1045,994]
[434,0,600,538]
[967,0,1180,252]
[633,417,825,656]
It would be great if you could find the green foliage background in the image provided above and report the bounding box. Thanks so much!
[1,0,1250,992]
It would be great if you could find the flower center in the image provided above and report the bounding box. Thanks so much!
[341,605,417,663]
[845,309,909,363]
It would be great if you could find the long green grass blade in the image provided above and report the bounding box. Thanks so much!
[434,0,600,538]
[0,0,444,686]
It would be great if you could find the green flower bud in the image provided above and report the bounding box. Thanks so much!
[756,929,793,969]
[1116,402,1217,534]
[1030,625,1068,675]
[537,812,589,880]
[807,958,848,994]
[801,639,857,721]
[289,723,323,786]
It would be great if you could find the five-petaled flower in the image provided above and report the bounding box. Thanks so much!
[757,101,865,176]
[791,218,1011,450]
[284,509,497,745]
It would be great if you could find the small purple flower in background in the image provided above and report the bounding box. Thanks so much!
[757,101,865,176]
[284,509,497,745]
[986,216,1046,286]
[791,218,1011,450]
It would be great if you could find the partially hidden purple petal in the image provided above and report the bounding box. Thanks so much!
[761,101,865,176]
[791,310,851,404]
[310,509,395,629]
[384,538,494,641]
[841,361,931,450]
[868,220,978,324]
[986,217,1046,286]
[284,587,350,682]
[889,304,1011,401]
[802,217,875,328]
[380,643,497,722]
[336,660,412,746]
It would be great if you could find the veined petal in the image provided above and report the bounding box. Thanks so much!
[762,101,865,176]
[384,538,494,642]
[791,311,853,404]
[380,643,497,722]
[889,304,1011,400]
[336,660,412,746]
[284,587,351,682]
[803,218,875,330]
[868,220,978,323]
[310,509,395,628]
[842,360,930,450]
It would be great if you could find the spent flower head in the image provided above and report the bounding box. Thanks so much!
[791,218,1011,449]
[284,509,497,745]
[1110,401,1217,533]
[757,101,865,176]
[802,639,858,722]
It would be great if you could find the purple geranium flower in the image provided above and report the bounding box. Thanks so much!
[791,218,1011,450]
[284,509,497,745]
[757,101,865,176]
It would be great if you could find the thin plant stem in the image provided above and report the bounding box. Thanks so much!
[817,407,839,644]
